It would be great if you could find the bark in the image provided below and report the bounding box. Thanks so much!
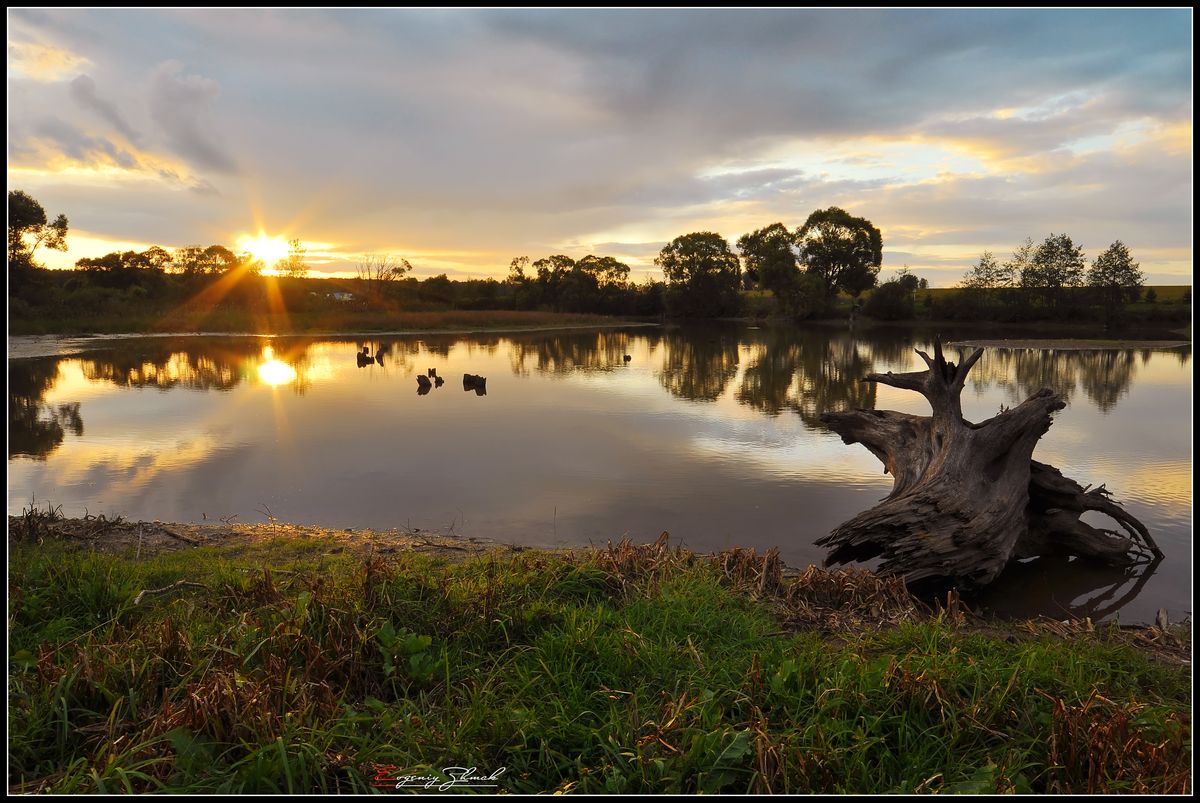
[816,338,1158,588]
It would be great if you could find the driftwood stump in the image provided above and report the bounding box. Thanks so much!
[816,338,1160,588]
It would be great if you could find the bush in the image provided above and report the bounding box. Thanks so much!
[863,280,915,320]
[1145,288,1158,303]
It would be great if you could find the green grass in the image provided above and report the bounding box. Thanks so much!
[8,536,1191,794]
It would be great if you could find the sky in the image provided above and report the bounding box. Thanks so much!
[7,8,1193,285]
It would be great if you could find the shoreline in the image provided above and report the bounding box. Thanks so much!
[5,514,539,561]
[10,513,1188,633]
[949,338,1191,350]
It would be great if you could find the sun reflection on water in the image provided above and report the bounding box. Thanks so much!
[257,345,297,386]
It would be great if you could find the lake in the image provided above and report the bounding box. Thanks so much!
[8,324,1192,623]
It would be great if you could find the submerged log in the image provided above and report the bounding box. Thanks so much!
[816,337,1158,588]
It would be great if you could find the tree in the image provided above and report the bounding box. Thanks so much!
[958,251,1004,316]
[204,245,241,274]
[275,239,310,279]
[141,246,174,273]
[794,207,882,300]
[1000,239,1031,290]
[960,251,1002,290]
[1087,240,1143,326]
[356,253,412,302]
[572,255,630,312]
[893,267,920,295]
[737,223,805,313]
[655,232,742,318]
[507,256,530,284]
[576,254,630,288]
[8,189,68,269]
[76,248,168,289]
[1023,233,1086,311]
[174,245,240,277]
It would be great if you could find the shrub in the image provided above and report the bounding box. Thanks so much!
[863,279,915,320]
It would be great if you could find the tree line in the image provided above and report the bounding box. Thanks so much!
[9,188,1183,326]
[950,234,1150,326]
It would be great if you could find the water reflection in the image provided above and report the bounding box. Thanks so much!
[7,326,1191,623]
[964,347,1191,413]
[656,328,740,402]
[510,330,635,376]
[735,329,892,428]
[8,358,84,459]
[974,555,1162,621]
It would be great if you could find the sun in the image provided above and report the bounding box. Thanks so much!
[238,234,290,268]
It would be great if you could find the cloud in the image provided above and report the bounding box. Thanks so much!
[20,116,140,169]
[69,74,141,143]
[7,39,90,81]
[10,116,217,194]
[148,60,237,174]
[5,10,1191,284]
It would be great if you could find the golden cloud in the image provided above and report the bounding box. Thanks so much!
[8,40,91,81]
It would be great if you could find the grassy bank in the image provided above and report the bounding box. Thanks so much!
[9,520,1191,794]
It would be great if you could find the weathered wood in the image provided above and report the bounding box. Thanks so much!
[817,337,1154,588]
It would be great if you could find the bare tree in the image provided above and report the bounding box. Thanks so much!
[356,253,413,301]
[276,239,310,278]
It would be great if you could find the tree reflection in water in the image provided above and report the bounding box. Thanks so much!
[735,329,892,428]
[9,329,1189,464]
[656,328,741,402]
[965,346,1190,413]
[9,358,83,459]
[509,330,640,377]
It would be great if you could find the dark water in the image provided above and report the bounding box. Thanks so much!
[8,325,1192,623]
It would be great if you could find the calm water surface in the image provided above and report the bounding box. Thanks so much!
[8,325,1192,623]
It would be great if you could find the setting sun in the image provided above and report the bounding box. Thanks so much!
[238,234,290,268]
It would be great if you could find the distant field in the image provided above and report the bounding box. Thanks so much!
[916,285,1191,303]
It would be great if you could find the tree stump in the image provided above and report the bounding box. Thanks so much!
[816,337,1160,588]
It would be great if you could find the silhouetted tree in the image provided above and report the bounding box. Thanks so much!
[1023,233,1086,312]
[794,207,882,300]
[737,222,795,293]
[174,245,240,277]
[656,232,741,318]
[275,238,310,278]
[356,253,412,302]
[1087,240,1143,326]
[8,190,68,270]
[76,248,168,289]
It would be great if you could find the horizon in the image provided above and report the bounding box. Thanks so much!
[8,8,1193,286]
